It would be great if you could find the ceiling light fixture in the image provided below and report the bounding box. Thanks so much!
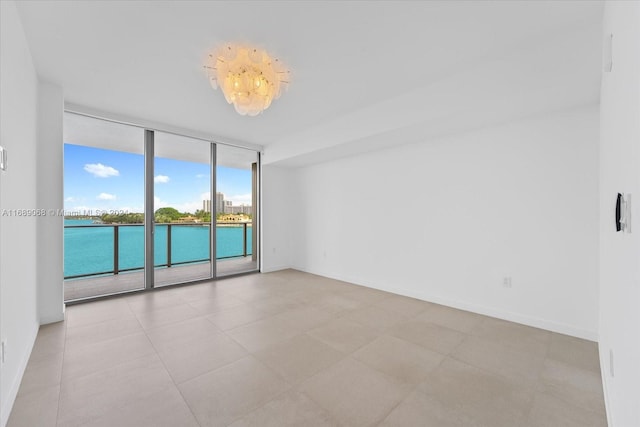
[205,44,290,116]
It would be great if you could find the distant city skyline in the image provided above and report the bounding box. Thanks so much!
[64,143,252,214]
[203,192,252,216]
[202,191,253,215]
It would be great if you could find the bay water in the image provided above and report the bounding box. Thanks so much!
[64,219,252,277]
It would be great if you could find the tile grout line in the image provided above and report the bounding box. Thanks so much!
[222,357,294,427]
[371,355,449,426]
[19,270,604,426]
[135,305,205,427]
[59,303,155,426]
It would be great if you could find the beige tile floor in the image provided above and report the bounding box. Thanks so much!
[8,269,607,427]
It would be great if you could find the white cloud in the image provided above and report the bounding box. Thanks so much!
[174,201,203,214]
[195,174,207,179]
[154,175,170,184]
[154,196,169,209]
[84,163,119,178]
[97,192,116,201]
[65,196,76,202]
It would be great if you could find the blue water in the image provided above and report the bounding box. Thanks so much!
[64,219,252,277]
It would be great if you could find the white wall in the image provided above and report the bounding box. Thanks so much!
[290,105,599,339]
[261,165,293,272]
[598,2,640,426]
[37,82,65,325]
[0,2,41,425]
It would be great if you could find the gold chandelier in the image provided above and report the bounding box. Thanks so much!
[205,44,290,116]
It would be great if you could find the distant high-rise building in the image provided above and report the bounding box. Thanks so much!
[228,204,252,216]
[213,191,252,216]
[216,192,225,214]
[202,199,211,213]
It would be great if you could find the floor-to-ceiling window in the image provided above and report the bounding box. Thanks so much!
[153,131,213,287]
[63,114,146,301]
[216,144,259,276]
[63,112,259,302]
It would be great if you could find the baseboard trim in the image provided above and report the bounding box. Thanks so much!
[1,323,39,427]
[295,266,598,341]
[261,264,292,273]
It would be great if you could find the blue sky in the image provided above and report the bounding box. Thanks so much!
[64,144,252,214]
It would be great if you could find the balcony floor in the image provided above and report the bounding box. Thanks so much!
[64,257,257,301]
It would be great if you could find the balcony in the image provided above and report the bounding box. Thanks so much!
[64,222,256,301]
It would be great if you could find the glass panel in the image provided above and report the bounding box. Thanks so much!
[216,144,259,276]
[63,113,145,301]
[153,132,212,287]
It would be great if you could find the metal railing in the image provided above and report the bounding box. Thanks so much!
[64,221,252,279]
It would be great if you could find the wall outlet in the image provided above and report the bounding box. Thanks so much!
[1,340,6,364]
[272,247,276,254]
[502,277,512,288]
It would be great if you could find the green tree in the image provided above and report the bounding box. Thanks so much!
[154,214,173,223]
[154,207,182,222]
[194,209,212,223]
[100,212,144,224]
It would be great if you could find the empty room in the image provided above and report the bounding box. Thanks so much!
[1,1,638,426]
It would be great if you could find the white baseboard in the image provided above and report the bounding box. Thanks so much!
[294,266,598,341]
[260,264,292,273]
[1,323,39,427]
[411,290,597,341]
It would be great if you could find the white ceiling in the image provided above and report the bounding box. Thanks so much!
[16,1,603,167]
[63,112,257,169]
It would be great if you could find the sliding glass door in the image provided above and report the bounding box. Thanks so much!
[153,132,213,287]
[216,145,259,276]
[63,112,259,301]
[63,113,146,301]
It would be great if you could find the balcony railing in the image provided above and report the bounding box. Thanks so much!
[64,222,252,279]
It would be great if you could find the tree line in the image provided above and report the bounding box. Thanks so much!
[98,207,250,224]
